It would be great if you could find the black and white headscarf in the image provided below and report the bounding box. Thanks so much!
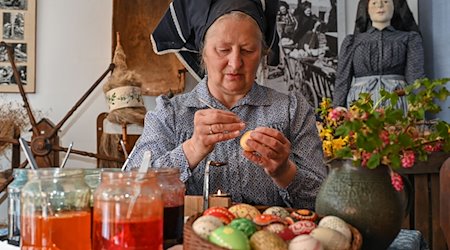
[151,0,280,81]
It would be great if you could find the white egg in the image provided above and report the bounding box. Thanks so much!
[289,234,324,250]
[318,216,352,242]
[192,215,224,239]
[310,227,350,250]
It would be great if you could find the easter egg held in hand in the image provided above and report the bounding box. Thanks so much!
[240,130,254,152]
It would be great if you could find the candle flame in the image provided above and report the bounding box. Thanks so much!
[217,189,222,195]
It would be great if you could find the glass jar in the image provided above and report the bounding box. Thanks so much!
[152,168,186,248]
[7,168,30,246]
[20,169,91,250]
[84,168,121,207]
[93,171,163,250]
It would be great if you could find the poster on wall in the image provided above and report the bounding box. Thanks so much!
[258,0,339,108]
[0,0,35,93]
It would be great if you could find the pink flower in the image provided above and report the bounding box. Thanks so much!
[361,151,372,167]
[390,172,404,192]
[328,107,346,121]
[401,150,415,168]
[379,130,390,145]
[423,144,434,152]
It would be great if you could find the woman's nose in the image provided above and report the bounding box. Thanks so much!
[228,50,243,69]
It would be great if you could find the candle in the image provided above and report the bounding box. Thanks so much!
[211,189,231,198]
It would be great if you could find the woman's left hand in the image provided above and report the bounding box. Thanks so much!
[242,127,296,185]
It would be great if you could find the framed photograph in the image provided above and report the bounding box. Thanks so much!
[259,0,344,108]
[0,0,35,93]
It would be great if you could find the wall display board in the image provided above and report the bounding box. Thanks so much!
[0,0,35,93]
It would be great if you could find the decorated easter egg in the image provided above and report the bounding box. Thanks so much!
[209,226,250,250]
[229,218,257,238]
[288,234,324,250]
[228,203,261,220]
[263,206,291,218]
[318,216,352,242]
[310,227,350,250]
[250,230,288,250]
[288,220,317,235]
[264,222,287,234]
[204,206,236,224]
[240,130,254,152]
[277,227,297,241]
[290,209,318,222]
[253,214,287,226]
[192,215,224,239]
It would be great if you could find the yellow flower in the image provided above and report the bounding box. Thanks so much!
[332,137,348,153]
[322,140,333,158]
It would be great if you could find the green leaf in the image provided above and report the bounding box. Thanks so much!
[367,153,381,169]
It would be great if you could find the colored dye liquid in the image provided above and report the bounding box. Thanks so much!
[21,210,92,250]
[163,205,184,248]
[93,217,163,250]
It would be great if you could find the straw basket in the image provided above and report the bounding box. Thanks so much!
[184,212,363,250]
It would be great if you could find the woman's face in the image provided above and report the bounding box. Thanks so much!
[368,0,394,24]
[202,13,263,99]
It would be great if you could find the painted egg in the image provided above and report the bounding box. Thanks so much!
[310,227,350,250]
[192,215,224,239]
[288,220,317,235]
[277,227,297,241]
[250,230,288,250]
[209,225,250,250]
[318,216,352,242]
[263,206,290,218]
[229,218,257,238]
[228,203,261,220]
[264,222,287,234]
[204,206,236,224]
[290,209,318,222]
[288,234,324,250]
[253,214,287,226]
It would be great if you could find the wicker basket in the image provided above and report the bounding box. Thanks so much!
[184,212,363,250]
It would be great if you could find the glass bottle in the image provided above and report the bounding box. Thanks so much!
[20,168,91,250]
[93,171,163,250]
[7,168,30,246]
[152,168,186,248]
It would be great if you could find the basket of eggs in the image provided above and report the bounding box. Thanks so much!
[184,203,362,250]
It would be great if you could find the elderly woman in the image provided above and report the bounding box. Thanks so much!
[127,0,326,209]
[332,0,425,111]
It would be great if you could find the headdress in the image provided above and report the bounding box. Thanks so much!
[151,0,280,81]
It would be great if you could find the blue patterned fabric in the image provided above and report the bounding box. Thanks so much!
[126,78,327,209]
[333,26,425,107]
[388,229,429,250]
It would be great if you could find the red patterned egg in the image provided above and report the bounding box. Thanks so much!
[253,214,287,226]
[228,203,261,220]
[277,227,297,241]
[204,206,236,224]
[288,220,317,235]
[290,209,318,222]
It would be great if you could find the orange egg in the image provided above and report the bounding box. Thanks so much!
[240,130,254,152]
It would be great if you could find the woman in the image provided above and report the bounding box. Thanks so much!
[129,0,327,209]
[332,0,425,110]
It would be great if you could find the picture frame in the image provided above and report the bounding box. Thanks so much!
[258,0,344,108]
[0,0,36,93]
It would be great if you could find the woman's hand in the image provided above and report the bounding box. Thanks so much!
[242,127,297,187]
[183,108,245,168]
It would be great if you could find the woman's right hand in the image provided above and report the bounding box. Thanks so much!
[182,108,245,168]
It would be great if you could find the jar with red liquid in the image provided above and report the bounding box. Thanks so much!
[151,168,186,248]
[20,169,91,250]
[93,171,164,250]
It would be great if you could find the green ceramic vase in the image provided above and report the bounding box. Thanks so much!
[315,159,409,250]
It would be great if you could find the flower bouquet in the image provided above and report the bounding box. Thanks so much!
[316,78,450,191]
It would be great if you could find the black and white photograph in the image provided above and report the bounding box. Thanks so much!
[2,12,25,40]
[9,65,26,84]
[0,42,27,62]
[260,0,338,108]
[0,0,27,10]
[0,65,13,84]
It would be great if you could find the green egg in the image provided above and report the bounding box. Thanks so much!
[229,218,257,238]
[209,225,250,250]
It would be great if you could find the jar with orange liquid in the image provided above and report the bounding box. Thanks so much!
[93,171,164,250]
[20,169,91,250]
